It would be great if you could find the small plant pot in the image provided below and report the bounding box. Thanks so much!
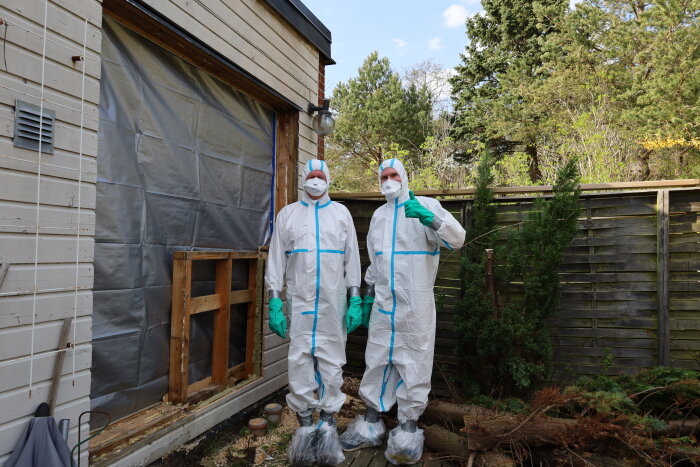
[248,417,268,437]
[264,403,283,424]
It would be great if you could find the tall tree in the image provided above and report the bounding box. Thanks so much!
[531,0,700,180]
[450,0,568,182]
[330,52,431,168]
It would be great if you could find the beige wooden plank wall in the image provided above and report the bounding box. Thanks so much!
[0,0,102,464]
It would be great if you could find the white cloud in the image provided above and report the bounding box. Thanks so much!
[428,37,445,51]
[392,38,408,48]
[443,4,469,28]
[569,0,582,7]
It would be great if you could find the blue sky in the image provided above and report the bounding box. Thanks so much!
[301,0,484,94]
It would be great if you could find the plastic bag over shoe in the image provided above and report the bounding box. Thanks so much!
[288,426,317,467]
[384,424,424,465]
[339,414,386,449]
[315,421,345,466]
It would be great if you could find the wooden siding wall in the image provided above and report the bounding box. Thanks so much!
[340,188,700,389]
[0,0,103,464]
[0,0,325,464]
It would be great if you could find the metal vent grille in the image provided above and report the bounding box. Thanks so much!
[14,100,55,154]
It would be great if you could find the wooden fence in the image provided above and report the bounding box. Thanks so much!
[337,187,700,387]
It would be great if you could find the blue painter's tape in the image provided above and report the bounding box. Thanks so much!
[286,248,310,255]
[395,248,440,256]
[379,363,392,411]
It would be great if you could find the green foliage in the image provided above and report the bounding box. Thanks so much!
[327,52,432,191]
[469,394,530,414]
[455,156,580,396]
[450,0,569,181]
[562,368,700,419]
[450,0,700,183]
[327,54,472,192]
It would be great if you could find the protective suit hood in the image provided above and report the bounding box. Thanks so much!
[302,158,331,204]
[378,158,410,203]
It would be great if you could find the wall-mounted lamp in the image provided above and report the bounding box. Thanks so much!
[307,99,335,137]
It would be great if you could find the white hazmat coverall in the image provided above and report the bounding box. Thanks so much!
[265,159,361,415]
[359,158,466,423]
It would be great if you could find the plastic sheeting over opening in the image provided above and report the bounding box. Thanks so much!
[90,17,275,422]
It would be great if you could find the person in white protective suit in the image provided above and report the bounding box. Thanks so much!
[339,158,466,464]
[265,159,363,467]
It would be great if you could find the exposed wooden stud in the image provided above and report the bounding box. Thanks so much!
[190,294,222,315]
[657,189,670,366]
[230,289,255,304]
[168,250,267,403]
[245,259,257,376]
[169,258,192,403]
[211,258,233,385]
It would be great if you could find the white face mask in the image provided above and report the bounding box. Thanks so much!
[304,177,328,197]
[381,179,402,200]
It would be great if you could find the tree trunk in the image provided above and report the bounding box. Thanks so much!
[422,401,496,427]
[423,425,514,466]
[461,413,578,450]
[424,424,471,458]
[525,144,541,182]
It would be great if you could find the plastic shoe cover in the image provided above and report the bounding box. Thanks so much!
[288,426,317,466]
[339,414,386,450]
[315,421,345,466]
[384,425,425,465]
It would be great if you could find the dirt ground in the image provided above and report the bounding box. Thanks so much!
[186,377,438,466]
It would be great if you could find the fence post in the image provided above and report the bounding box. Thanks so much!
[656,189,670,366]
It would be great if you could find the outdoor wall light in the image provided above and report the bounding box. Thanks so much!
[308,99,335,137]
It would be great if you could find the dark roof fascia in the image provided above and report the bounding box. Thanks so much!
[262,0,335,65]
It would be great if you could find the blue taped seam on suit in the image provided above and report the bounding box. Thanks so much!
[396,379,404,390]
[379,198,399,411]
[319,249,344,254]
[308,159,313,172]
[395,248,440,256]
[311,200,326,398]
[442,239,454,250]
[286,248,310,255]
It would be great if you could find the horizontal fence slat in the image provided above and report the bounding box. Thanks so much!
[340,188,699,384]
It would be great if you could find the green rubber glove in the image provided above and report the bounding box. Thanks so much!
[268,297,287,339]
[346,296,363,334]
[361,296,374,328]
[404,190,435,226]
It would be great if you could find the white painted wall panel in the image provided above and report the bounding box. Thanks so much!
[0,2,100,463]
